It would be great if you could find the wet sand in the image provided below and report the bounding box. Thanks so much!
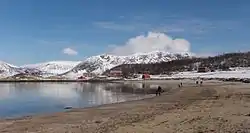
[0,79,250,133]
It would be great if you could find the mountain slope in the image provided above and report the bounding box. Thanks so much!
[22,61,81,75]
[0,51,192,79]
[0,61,21,78]
[0,61,48,78]
[63,51,191,78]
[106,52,250,75]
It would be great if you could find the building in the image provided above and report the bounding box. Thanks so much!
[77,76,87,80]
[197,67,210,73]
[77,73,96,80]
[96,75,108,79]
[142,74,150,79]
[82,73,96,77]
[108,70,123,77]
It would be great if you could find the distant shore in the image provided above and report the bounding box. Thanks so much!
[0,79,122,83]
[0,77,249,83]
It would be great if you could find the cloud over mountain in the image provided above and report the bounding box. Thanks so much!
[62,48,78,56]
[109,32,191,56]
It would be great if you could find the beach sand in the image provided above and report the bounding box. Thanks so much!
[0,79,250,133]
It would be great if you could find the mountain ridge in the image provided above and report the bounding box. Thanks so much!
[0,51,192,79]
[22,61,81,75]
[1,51,250,79]
[64,51,192,78]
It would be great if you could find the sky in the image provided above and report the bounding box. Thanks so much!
[1,0,250,65]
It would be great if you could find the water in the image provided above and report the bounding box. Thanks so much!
[0,82,153,119]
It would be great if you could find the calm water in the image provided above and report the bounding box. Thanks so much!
[0,82,153,118]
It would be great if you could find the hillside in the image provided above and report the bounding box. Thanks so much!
[0,61,46,78]
[22,61,81,75]
[63,51,191,78]
[1,51,250,79]
[105,52,250,75]
[0,61,80,79]
[0,61,20,78]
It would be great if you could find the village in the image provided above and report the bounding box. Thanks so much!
[75,65,226,81]
[76,69,152,81]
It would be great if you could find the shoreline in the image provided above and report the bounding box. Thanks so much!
[2,93,156,121]
[0,79,182,120]
[0,79,121,83]
[1,80,250,132]
[0,77,249,83]
[11,96,156,120]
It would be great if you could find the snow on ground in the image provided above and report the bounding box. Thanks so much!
[65,67,250,80]
[151,68,250,79]
[22,61,81,75]
[172,71,250,79]
[63,70,89,79]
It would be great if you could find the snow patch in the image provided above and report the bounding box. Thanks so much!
[151,68,250,79]
[22,61,81,75]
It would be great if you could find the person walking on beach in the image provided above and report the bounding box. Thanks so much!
[200,80,203,86]
[156,86,162,96]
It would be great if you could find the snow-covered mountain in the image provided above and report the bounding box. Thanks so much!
[0,61,20,78]
[0,61,45,78]
[22,61,81,75]
[0,51,191,79]
[0,61,81,78]
[64,51,192,78]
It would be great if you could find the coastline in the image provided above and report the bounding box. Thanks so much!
[0,80,249,132]
[0,76,249,83]
[0,79,121,83]
[3,93,156,121]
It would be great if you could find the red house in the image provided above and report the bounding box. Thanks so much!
[142,74,150,79]
[109,70,123,77]
[78,76,87,80]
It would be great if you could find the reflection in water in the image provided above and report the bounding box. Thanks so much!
[0,84,13,100]
[0,82,152,118]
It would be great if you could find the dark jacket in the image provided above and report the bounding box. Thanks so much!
[157,86,162,92]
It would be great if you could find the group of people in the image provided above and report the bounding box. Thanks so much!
[196,80,203,85]
[155,79,204,96]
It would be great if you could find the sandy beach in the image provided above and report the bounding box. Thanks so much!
[0,79,250,133]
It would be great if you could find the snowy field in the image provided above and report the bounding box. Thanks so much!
[150,67,250,80]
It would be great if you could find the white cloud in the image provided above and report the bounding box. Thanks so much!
[109,32,191,55]
[62,48,78,56]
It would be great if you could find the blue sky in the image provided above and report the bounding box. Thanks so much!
[1,0,250,65]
